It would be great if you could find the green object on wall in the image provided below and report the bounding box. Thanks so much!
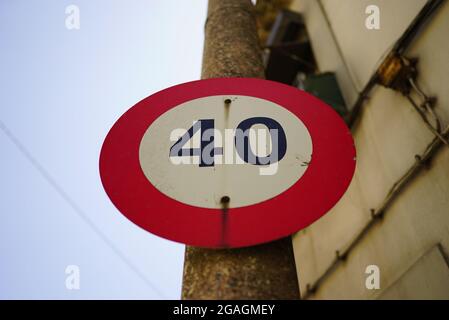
[301,72,347,117]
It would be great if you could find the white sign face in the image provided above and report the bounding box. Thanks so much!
[139,95,313,209]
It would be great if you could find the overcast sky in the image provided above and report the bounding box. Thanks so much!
[0,0,207,299]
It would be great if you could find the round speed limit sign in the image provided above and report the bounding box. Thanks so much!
[100,78,356,248]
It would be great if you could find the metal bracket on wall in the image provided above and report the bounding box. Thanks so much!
[377,53,418,94]
[377,54,448,147]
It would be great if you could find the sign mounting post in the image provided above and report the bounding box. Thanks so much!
[181,0,301,299]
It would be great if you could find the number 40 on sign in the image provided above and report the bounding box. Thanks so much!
[169,117,287,175]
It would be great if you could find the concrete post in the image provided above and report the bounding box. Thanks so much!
[181,0,300,300]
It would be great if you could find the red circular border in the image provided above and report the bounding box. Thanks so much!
[99,78,356,248]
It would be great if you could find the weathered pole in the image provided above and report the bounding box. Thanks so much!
[181,0,299,300]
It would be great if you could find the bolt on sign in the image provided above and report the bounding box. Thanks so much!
[100,78,356,248]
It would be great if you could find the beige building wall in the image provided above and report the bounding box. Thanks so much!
[289,0,449,299]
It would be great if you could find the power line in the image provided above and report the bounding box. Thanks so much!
[0,119,168,299]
